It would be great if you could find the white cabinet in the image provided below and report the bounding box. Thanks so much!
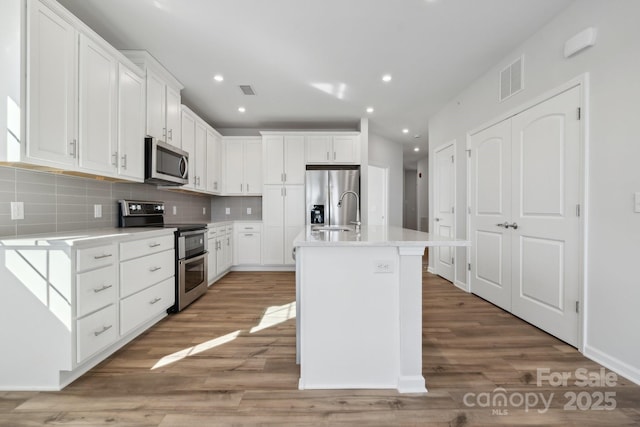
[223,138,262,195]
[208,223,233,283]
[263,185,305,265]
[26,0,78,168]
[263,134,305,185]
[122,50,183,146]
[119,233,175,335]
[181,106,209,192]
[25,1,145,180]
[206,128,222,193]
[305,134,360,164]
[78,33,118,175]
[116,63,145,181]
[180,107,196,188]
[234,222,262,265]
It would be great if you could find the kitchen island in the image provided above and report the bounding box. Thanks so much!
[293,225,469,394]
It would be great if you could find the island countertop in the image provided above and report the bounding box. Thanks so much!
[293,225,470,248]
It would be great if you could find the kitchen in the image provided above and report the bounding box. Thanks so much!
[2,0,640,425]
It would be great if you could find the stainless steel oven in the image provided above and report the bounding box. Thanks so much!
[176,228,208,311]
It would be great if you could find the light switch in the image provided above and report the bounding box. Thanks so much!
[93,204,102,218]
[203,207,207,215]
[635,192,640,213]
[172,206,177,215]
[10,202,24,220]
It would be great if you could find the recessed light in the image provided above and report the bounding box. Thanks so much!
[402,128,409,134]
[238,107,246,113]
[366,107,374,114]
[414,147,420,152]
[213,74,224,82]
[382,74,392,83]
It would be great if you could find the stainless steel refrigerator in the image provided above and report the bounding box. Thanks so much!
[305,167,360,226]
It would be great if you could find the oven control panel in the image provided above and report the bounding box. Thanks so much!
[119,200,165,216]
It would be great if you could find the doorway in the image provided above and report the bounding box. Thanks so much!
[433,141,456,282]
[368,164,389,226]
[403,169,417,229]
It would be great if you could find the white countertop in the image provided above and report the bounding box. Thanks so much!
[293,225,470,247]
[0,227,176,248]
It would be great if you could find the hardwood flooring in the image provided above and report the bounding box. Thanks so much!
[2,271,639,426]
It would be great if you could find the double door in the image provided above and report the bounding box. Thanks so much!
[469,86,582,346]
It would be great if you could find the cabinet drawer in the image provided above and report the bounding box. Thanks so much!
[236,223,262,232]
[76,304,117,363]
[207,227,218,238]
[76,244,117,272]
[120,234,174,261]
[225,225,234,234]
[76,264,117,318]
[120,277,174,336]
[120,249,175,298]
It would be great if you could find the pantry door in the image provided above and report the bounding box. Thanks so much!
[510,86,581,346]
[433,142,456,282]
[469,120,513,310]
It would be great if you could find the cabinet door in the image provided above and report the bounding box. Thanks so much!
[215,237,225,273]
[225,234,233,269]
[284,136,305,184]
[27,1,78,167]
[194,121,207,190]
[237,233,261,264]
[206,130,221,193]
[305,136,331,163]
[207,238,217,283]
[117,63,145,181]
[263,135,284,185]
[181,110,196,189]
[284,185,305,264]
[165,86,181,147]
[244,139,263,194]
[146,70,166,141]
[332,135,359,164]
[262,185,285,265]
[224,141,244,194]
[78,34,118,175]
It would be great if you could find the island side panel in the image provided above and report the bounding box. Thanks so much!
[298,246,400,390]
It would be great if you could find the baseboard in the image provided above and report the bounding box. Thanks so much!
[583,344,640,386]
[454,279,469,292]
[427,266,435,274]
[231,265,295,272]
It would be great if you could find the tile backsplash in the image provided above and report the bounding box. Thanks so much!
[211,196,262,221]
[0,166,213,237]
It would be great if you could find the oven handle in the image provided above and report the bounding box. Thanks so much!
[181,251,208,263]
[179,229,207,237]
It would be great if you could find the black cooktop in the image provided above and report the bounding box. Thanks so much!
[118,200,207,231]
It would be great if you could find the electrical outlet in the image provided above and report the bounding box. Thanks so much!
[225,207,230,215]
[203,207,207,215]
[374,260,394,274]
[247,207,252,215]
[10,201,24,220]
[172,206,177,215]
[93,204,102,218]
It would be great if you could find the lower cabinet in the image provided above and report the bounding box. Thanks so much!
[234,222,262,265]
[207,223,235,284]
[120,277,174,335]
[76,304,117,363]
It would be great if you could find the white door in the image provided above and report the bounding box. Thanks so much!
[244,139,263,195]
[284,136,305,184]
[194,121,207,190]
[332,135,357,163]
[510,87,581,346]
[78,34,118,175]
[181,110,196,189]
[305,135,331,163]
[469,86,581,346]
[433,143,455,282]
[262,185,285,265]
[206,129,221,193]
[145,70,166,141]
[469,121,512,310]
[117,63,145,181]
[224,141,244,194]
[263,135,284,185]
[165,86,181,147]
[367,165,388,226]
[284,185,305,264]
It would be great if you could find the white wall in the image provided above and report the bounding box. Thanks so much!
[428,0,640,384]
[403,169,417,230]
[416,156,428,231]
[368,132,403,227]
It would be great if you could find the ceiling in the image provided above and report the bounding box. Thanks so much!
[58,0,573,167]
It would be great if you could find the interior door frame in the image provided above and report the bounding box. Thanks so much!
[465,74,588,352]
[432,140,457,283]
[367,163,389,226]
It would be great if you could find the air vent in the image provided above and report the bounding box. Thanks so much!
[239,85,256,95]
[499,56,524,102]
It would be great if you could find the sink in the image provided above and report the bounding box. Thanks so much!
[311,225,353,232]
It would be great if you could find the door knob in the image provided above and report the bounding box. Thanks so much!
[435,218,441,222]
[508,222,518,230]
[496,222,509,228]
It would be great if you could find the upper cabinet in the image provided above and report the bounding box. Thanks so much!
[262,134,305,185]
[121,50,184,147]
[223,137,262,195]
[25,0,145,181]
[206,128,222,194]
[305,133,360,164]
[26,0,78,168]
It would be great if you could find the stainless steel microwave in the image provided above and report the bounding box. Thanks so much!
[145,137,189,186]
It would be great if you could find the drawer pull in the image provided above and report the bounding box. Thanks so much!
[93,253,113,260]
[94,324,113,336]
[148,242,161,248]
[244,227,252,229]
[149,297,162,305]
[149,266,162,272]
[93,284,113,293]
[244,233,254,237]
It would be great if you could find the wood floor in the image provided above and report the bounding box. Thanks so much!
[1,271,639,426]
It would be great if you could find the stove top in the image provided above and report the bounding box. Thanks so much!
[118,200,208,231]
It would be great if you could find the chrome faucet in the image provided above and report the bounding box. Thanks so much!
[337,190,361,232]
